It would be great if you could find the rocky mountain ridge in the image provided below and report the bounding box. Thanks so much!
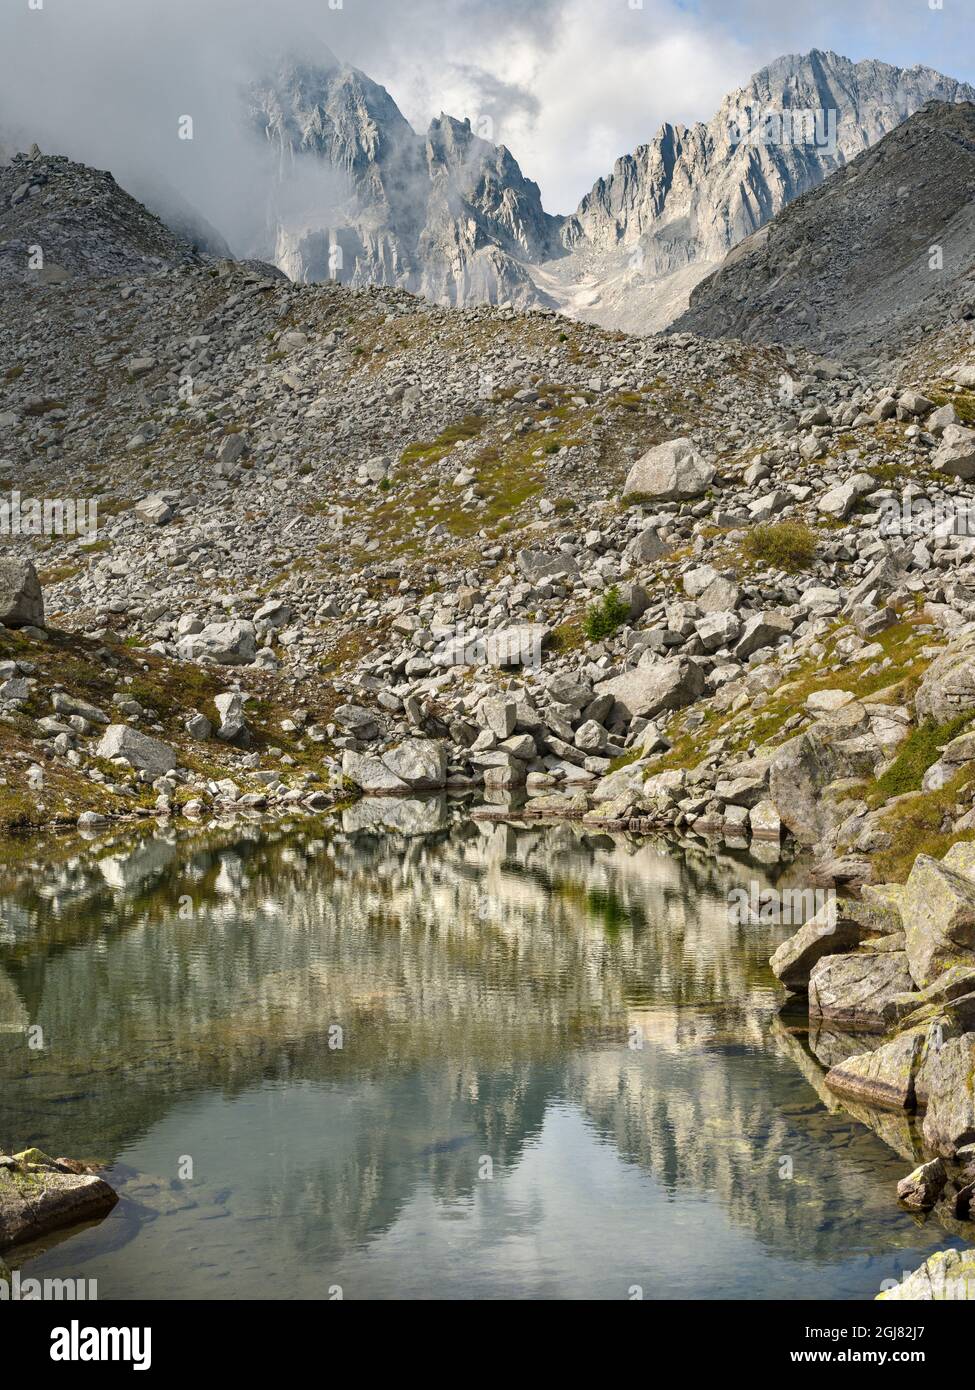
[242,49,975,334]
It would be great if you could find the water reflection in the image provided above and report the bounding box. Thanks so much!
[0,803,967,1299]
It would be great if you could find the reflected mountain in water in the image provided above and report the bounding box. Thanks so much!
[0,804,965,1299]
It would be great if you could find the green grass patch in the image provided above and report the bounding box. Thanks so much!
[740,521,817,573]
[867,713,973,807]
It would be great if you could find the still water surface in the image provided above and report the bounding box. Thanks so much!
[0,801,967,1299]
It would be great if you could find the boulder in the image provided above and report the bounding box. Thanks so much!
[882,964,975,1027]
[901,854,975,989]
[915,630,975,723]
[341,750,409,793]
[0,1151,117,1249]
[749,800,782,838]
[896,1157,947,1210]
[921,1034,975,1155]
[596,657,705,722]
[769,905,869,991]
[178,620,257,666]
[213,692,249,747]
[96,724,176,775]
[0,558,43,629]
[515,550,579,584]
[932,424,975,479]
[484,624,550,669]
[808,951,915,1027]
[825,1026,928,1110]
[733,610,793,660]
[625,527,671,565]
[622,438,715,502]
[767,732,839,846]
[381,739,447,790]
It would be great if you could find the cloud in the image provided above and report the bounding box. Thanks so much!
[0,0,971,232]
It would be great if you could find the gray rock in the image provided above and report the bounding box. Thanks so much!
[185,712,212,740]
[625,527,671,565]
[381,739,447,789]
[922,1034,975,1155]
[214,691,249,746]
[484,624,550,668]
[808,950,915,1026]
[0,558,43,628]
[769,905,869,991]
[96,724,177,775]
[622,438,715,502]
[901,854,975,989]
[177,620,257,666]
[596,657,705,722]
[877,1248,975,1300]
[896,1157,947,1210]
[767,732,838,846]
[341,750,408,793]
[733,610,793,660]
[915,630,975,723]
[825,1025,927,1110]
[0,1150,117,1249]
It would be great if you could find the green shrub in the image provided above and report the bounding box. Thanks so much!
[741,521,817,572]
[583,585,630,641]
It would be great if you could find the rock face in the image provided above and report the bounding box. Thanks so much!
[0,1151,117,1249]
[901,855,975,989]
[248,56,560,312]
[0,557,44,628]
[96,724,177,775]
[674,99,975,356]
[622,439,714,501]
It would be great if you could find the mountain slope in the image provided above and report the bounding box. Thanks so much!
[671,100,975,358]
[0,150,200,284]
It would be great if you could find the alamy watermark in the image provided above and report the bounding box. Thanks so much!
[0,491,98,538]
[728,882,836,927]
[877,494,975,540]
[729,107,838,155]
[1,1271,98,1301]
